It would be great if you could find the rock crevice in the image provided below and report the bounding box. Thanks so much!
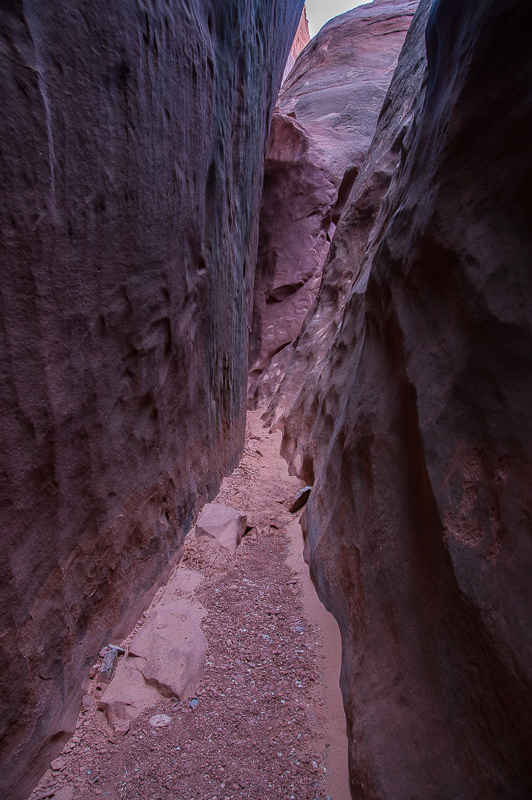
[249,0,419,409]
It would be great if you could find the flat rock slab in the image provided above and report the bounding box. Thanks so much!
[160,567,203,603]
[195,503,247,559]
[98,594,207,732]
[129,599,207,700]
[52,788,73,800]
[149,714,171,728]
[98,655,161,728]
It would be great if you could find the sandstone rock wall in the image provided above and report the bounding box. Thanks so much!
[266,0,429,449]
[276,0,532,796]
[249,0,418,408]
[282,7,311,84]
[0,2,303,797]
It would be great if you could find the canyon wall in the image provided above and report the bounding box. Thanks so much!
[0,1,303,797]
[266,0,428,444]
[275,0,532,796]
[282,7,310,84]
[249,0,418,407]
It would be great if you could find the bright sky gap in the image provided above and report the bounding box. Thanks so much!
[305,0,373,37]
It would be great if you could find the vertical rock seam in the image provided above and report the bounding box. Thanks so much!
[0,1,304,798]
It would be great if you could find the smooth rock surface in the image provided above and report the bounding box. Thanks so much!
[129,599,208,699]
[282,8,311,84]
[195,503,248,559]
[51,788,73,800]
[276,0,532,796]
[0,1,304,797]
[249,0,418,407]
[98,564,207,731]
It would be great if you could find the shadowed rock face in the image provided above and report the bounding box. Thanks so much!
[249,0,418,408]
[276,0,532,796]
[0,1,303,797]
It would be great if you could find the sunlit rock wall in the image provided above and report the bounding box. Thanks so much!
[0,1,303,797]
[282,7,310,84]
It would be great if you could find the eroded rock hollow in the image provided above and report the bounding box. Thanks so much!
[265,0,532,796]
[0,2,303,797]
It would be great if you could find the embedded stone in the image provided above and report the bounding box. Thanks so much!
[195,504,248,560]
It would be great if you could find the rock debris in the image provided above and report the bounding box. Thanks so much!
[30,411,337,800]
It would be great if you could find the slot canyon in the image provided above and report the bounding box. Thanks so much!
[1,1,531,799]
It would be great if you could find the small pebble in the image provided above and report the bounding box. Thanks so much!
[149,714,171,728]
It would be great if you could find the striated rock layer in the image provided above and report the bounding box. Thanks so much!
[277,0,532,796]
[249,0,418,408]
[0,1,303,797]
[282,7,311,84]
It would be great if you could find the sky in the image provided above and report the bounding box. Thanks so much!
[305,0,372,37]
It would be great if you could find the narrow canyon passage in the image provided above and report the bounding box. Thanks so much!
[4,2,532,797]
[30,411,349,800]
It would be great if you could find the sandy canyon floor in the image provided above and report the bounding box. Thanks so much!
[30,411,350,800]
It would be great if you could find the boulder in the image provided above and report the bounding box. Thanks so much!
[289,487,311,514]
[98,594,207,730]
[195,503,248,559]
[129,599,207,699]
[98,656,161,729]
